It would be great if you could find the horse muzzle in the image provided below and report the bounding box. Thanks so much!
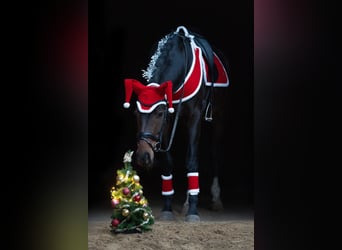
[134,132,159,168]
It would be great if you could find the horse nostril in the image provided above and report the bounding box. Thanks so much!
[143,152,151,166]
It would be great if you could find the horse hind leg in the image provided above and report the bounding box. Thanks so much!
[210,115,225,211]
[182,191,189,213]
[210,175,224,211]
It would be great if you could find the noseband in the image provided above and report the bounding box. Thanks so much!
[137,131,162,152]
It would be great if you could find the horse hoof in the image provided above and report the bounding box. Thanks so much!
[185,214,200,222]
[211,201,224,211]
[158,211,175,221]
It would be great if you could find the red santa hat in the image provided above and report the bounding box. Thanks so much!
[123,79,174,113]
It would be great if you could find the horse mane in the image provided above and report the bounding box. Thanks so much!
[141,32,188,91]
[141,33,172,82]
[141,27,226,90]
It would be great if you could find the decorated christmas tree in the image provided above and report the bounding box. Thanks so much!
[110,150,154,233]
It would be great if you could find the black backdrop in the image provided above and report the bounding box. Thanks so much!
[18,1,339,249]
[89,1,254,209]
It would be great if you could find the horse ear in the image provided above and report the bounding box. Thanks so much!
[123,79,145,108]
[160,80,174,113]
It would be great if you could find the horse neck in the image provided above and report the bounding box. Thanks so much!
[149,37,192,91]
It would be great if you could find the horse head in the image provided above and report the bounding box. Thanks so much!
[123,79,175,169]
[134,104,168,168]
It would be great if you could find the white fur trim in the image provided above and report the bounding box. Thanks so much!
[187,172,199,177]
[175,26,194,39]
[161,174,173,180]
[188,189,200,195]
[146,82,160,87]
[136,100,166,113]
[162,190,174,196]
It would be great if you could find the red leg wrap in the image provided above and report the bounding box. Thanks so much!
[161,174,174,195]
[187,172,200,195]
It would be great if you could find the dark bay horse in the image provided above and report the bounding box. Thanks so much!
[123,26,230,222]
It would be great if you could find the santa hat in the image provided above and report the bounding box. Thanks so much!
[123,79,174,113]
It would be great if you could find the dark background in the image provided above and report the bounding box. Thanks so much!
[11,0,339,250]
[88,1,254,210]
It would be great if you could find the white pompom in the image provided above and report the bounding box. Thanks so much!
[168,107,174,113]
[123,102,130,108]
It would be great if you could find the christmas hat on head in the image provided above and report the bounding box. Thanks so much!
[123,79,174,113]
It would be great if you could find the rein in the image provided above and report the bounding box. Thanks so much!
[156,84,184,153]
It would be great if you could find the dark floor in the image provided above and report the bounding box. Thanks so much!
[89,194,253,222]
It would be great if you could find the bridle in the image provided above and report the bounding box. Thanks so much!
[137,82,184,153]
[136,105,168,152]
[137,131,162,152]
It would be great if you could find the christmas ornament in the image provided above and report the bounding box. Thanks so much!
[133,175,140,183]
[122,208,130,217]
[111,198,120,208]
[111,218,120,227]
[116,174,124,185]
[133,194,141,202]
[143,212,149,220]
[122,187,130,195]
[109,150,154,233]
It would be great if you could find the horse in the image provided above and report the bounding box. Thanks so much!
[122,26,230,222]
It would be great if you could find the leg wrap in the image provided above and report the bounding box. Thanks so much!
[161,174,174,195]
[187,172,200,195]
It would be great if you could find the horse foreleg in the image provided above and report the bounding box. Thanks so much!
[184,112,202,222]
[159,152,175,221]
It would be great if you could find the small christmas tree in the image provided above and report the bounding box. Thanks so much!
[110,150,154,233]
